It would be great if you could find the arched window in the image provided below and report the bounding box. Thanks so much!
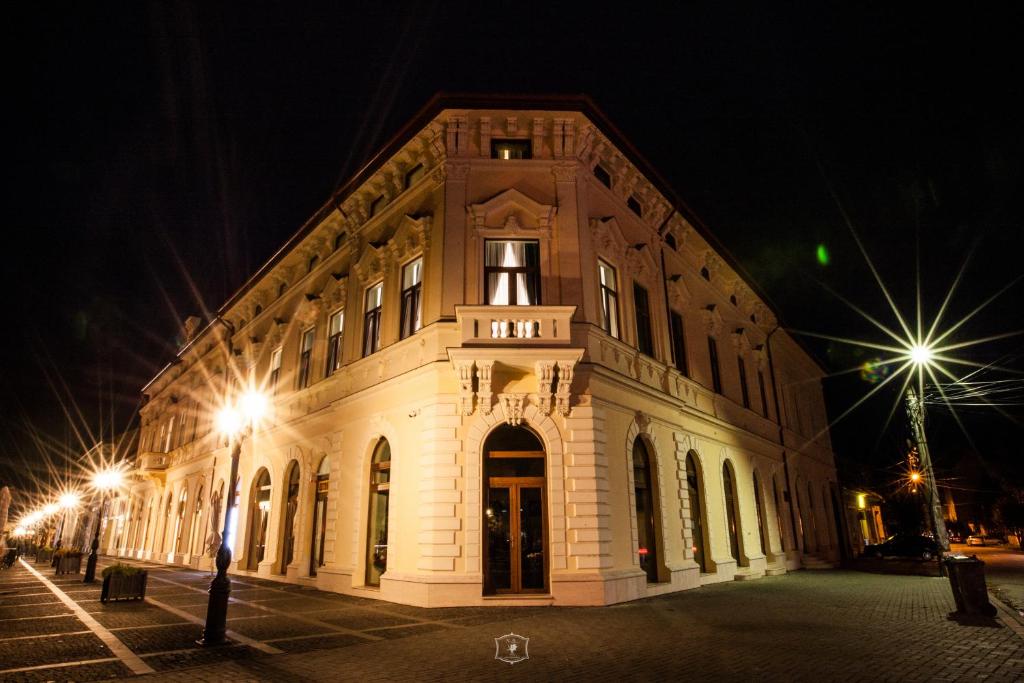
[772,474,787,551]
[160,493,173,553]
[280,461,300,573]
[174,488,189,554]
[189,487,204,557]
[310,457,330,576]
[246,470,272,570]
[723,463,741,562]
[753,472,767,556]
[686,453,707,572]
[632,439,662,583]
[365,439,391,586]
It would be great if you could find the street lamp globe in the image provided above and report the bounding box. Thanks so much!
[910,344,933,366]
[59,492,79,509]
[216,406,243,437]
[92,468,123,492]
[43,503,59,516]
[239,391,268,423]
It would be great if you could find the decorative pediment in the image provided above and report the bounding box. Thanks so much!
[353,242,387,285]
[296,296,323,326]
[752,302,777,328]
[731,327,753,354]
[702,304,725,337]
[388,214,431,263]
[322,275,348,310]
[591,217,657,284]
[468,188,555,234]
[667,276,693,310]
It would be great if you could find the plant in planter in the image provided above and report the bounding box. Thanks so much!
[100,563,148,603]
[36,546,54,563]
[54,548,83,575]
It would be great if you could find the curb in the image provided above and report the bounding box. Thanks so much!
[989,591,1024,641]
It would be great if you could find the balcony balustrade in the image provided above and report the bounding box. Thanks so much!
[455,305,575,345]
[138,452,169,471]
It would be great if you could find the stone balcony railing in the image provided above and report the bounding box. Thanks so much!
[455,305,575,345]
[138,451,169,471]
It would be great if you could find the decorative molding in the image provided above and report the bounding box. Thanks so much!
[454,360,475,416]
[555,359,577,416]
[535,361,555,414]
[667,276,692,310]
[551,162,578,183]
[702,305,725,337]
[353,241,387,285]
[468,188,556,235]
[389,214,432,264]
[498,393,526,426]
[477,361,494,414]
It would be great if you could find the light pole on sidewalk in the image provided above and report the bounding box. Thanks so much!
[84,468,124,583]
[198,390,267,647]
[905,386,949,552]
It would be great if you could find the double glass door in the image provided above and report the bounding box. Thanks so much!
[485,477,546,594]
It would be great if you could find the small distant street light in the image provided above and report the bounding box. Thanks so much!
[199,390,268,647]
[84,468,124,583]
[54,492,80,550]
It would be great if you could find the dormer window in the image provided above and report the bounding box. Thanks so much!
[593,164,612,188]
[334,233,346,251]
[369,195,386,217]
[627,196,643,217]
[730,294,738,306]
[254,305,263,316]
[404,164,425,189]
[278,282,288,297]
[491,139,531,160]
[308,255,319,273]
[665,233,677,250]
[700,267,710,281]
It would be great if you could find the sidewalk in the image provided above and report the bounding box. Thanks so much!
[1,556,1022,681]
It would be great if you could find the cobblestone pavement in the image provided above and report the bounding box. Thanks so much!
[0,556,1021,682]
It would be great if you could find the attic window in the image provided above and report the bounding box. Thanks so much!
[593,164,612,188]
[665,233,677,250]
[308,255,319,273]
[254,305,263,316]
[491,139,532,160]
[730,294,738,306]
[700,267,710,281]
[750,314,757,323]
[334,232,346,250]
[627,196,643,217]
[278,283,287,297]
[404,164,425,189]
[369,195,386,217]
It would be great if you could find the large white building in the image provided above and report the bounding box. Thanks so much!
[106,94,841,607]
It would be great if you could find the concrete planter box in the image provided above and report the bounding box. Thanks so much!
[55,554,82,575]
[100,571,148,603]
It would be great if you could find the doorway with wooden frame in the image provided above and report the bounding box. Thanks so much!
[483,424,548,595]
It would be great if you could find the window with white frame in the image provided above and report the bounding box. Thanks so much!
[363,282,383,356]
[598,260,619,338]
[325,309,344,374]
[297,327,315,389]
[269,347,282,392]
[400,257,423,339]
[484,240,540,305]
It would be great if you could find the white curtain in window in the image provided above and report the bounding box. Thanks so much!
[486,241,534,305]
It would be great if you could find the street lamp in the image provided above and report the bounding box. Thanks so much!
[199,390,267,647]
[84,468,124,583]
[54,492,80,551]
[906,385,949,552]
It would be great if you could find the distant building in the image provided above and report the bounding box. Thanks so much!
[841,488,886,556]
[110,95,840,606]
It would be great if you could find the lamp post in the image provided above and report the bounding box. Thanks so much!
[54,492,80,551]
[905,386,949,552]
[199,390,267,647]
[84,469,124,583]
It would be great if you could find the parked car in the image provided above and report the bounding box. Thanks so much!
[863,534,941,561]
[966,534,1003,547]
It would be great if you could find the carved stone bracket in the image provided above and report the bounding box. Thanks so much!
[454,360,475,416]
[477,361,494,415]
[555,359,577,416]
[498,393,526,426]
[535,361,556,414]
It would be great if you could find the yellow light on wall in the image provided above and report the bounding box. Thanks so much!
[856,494,866,510]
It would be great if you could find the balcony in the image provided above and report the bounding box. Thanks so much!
[455,305,575,345]
[138,451,169,471]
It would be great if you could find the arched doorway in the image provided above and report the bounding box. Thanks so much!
[753,471,768,556]
[632,438,663,583]
[366,439,391,587]
[483,424,547,595]
[723,462,743,564]
[246,469,271,571]
[280,461,300,573]
[686,452,708,572]
[310,457,330,576]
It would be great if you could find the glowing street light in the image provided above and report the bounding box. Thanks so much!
[83,466,125,583]
[59,492,80,509]
[53,491,81,550]
[200,390,268,647]
[43,503,59,516]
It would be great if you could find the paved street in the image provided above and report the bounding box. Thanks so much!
[952,543,1024,616]
[1,556,1022,682]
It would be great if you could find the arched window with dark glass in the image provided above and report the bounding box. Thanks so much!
[366,439,391,587]
[632,439,662,583]
[310,457,330,576]
[723,462,741,562]
[686,453,707,572]
[753,472,767,556]
[280,462,300,573]
[246,469,271,571]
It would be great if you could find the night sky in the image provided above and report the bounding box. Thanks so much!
[3,4,1022,503]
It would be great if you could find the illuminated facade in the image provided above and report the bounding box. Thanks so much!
[110,95,840,606]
